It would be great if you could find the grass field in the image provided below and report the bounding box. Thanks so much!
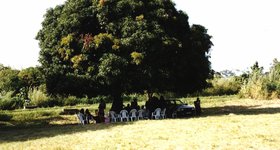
[0,95,280,150]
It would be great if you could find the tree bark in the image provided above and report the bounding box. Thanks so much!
[111,92,123,113]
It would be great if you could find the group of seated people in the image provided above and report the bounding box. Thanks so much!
[77,108,104,124]
[77,96,202,124]
[77,99,107,124]
[120,96,167,120]
[77,96,168,124]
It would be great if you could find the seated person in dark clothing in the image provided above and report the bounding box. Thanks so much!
[131,98,139,110]
[91,109,102,123]
[150,96,159,112]
[124,104,131,112]
[85,109,94,124]
[141,105,149,119]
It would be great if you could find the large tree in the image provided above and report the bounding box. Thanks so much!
[37,0,212,111]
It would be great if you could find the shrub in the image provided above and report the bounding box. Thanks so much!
[92,95,111,103]
[63,96,78,106]
[79,96,96,104]
[202,76,242,96]
[239,68,266,99]
[0,91,24,110]
[239,60,280,99]
[28,87,50,107]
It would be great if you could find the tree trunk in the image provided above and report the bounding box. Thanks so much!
[111,92,123,113]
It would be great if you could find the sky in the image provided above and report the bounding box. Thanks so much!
[0,0,279,72]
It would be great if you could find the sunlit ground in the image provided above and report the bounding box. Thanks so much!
[0,96,280,150]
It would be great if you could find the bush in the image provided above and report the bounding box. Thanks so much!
[239,60,280,99]
[63,96,78,106]
[202,76,242,96]
[79,96,96,104]
[28,87,50,107]
[239,69,264,99]
[92,95,111,103]
[0,91,24,110]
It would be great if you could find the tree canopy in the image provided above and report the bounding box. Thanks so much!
[36,0,213,111]
[0,66,21,94]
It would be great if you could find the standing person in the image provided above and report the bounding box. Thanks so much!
[194,97,201,115]
[98,99,106,122]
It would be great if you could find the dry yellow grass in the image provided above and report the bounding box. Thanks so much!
[1,96,280,150]
[1,114,280,150]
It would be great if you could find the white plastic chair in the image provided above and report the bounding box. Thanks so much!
[161,108,166,119]
[119,110,129,122]
[151,108,161,119]
[137,109,144,120]
[77,113,85,125]
[109,111,118,122]
[129,109,137,121]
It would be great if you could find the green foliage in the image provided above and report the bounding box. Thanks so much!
[190,24,212,54]
[203,76,242,96]
[239,60,280,99]
[0,67,21,93]
[0,65,44,105]
[63,96,78,106]
[18,67,44,89]
[130,51,144,65]
[0,91,23,110]
[239,69,266,99]
[98,53,128,87]
[28,87,50,107]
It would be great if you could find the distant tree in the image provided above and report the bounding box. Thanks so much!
[18,67,44,89]
[36,0,213,111]
[251,61,263,72]
[16,67,45,99]
[0,66,21,94]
